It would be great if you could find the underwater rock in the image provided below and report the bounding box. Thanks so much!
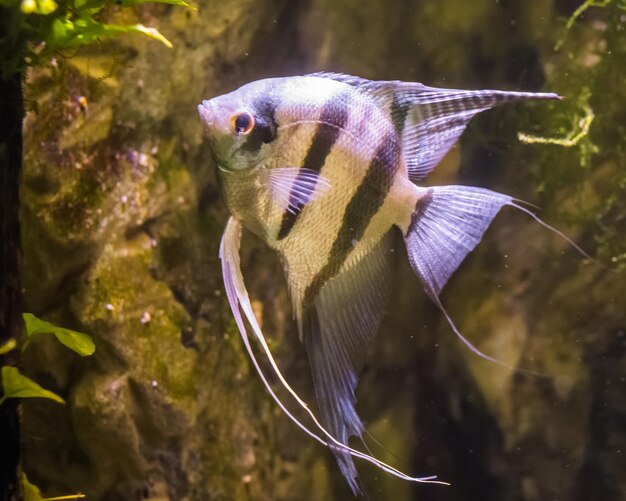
[19,0,625,499]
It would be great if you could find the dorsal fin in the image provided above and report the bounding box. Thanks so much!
[307,71,373,88]
[307,72,561,182]
[307,71,411,106]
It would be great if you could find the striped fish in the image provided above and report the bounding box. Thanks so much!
[198,73,573,494]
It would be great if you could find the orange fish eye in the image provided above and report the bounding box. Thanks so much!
[230,111,255,135]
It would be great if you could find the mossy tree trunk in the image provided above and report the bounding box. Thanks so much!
[0,23,23,500]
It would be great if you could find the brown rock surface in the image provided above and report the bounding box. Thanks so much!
[20,1,625,500]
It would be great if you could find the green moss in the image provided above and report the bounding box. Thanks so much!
[512,1,626,269]
[18,0,626,499]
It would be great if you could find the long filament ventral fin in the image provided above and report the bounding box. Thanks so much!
[219,217,448,487]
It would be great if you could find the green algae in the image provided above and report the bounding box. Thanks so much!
[17,0,626,499]
[519,2,626,271]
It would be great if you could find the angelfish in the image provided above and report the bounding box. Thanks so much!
[198,73,573,494]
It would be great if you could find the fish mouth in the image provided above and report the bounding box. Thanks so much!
[197,100,215,126]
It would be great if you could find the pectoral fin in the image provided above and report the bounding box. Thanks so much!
[264,167,331,215]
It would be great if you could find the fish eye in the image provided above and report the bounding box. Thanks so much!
[230,111,255,135]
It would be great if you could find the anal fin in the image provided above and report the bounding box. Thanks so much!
[222,218,448,492]
[298,233,394,494]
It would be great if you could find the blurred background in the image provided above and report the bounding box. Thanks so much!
[19,0,625,499]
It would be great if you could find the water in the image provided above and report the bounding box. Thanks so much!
[18,1,626,499]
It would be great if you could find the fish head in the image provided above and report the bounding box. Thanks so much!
[198,80,277,173]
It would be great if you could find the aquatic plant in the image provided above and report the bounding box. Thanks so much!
[1,313,94,410]
[7,0,626,498]
[516,0,626,270]
[22,473,85,501]
[0,0,189,76]
[1,314,94,500]
[0,0,187,496]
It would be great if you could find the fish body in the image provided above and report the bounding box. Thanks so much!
[208,75,414,274]
[198,73,561,494]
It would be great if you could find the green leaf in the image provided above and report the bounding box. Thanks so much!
[49,18,73,47]
[127,24,173,48]
[51,328,96,356]
[86,22,174,48]
[23,313,95,356]
[20,0,37,12]
[73,0,105,9]
[23,473,86,501]
[20,0,58,14]
[23,473,44,501]
[45,18,174,49]
[121,0,190,6]
[0,339,17,355]
[0,366,65,406]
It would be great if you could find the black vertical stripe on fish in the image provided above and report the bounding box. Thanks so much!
[390,93,410,136]
[303,132,401,305]
[406,188,434,236]
[276,93,350,240]
[240,96,278,154]
[429,100,443,123]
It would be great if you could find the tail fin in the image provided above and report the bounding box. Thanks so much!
[404,185,591,370]
[405,185,512,300]
[404,185,523,367]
